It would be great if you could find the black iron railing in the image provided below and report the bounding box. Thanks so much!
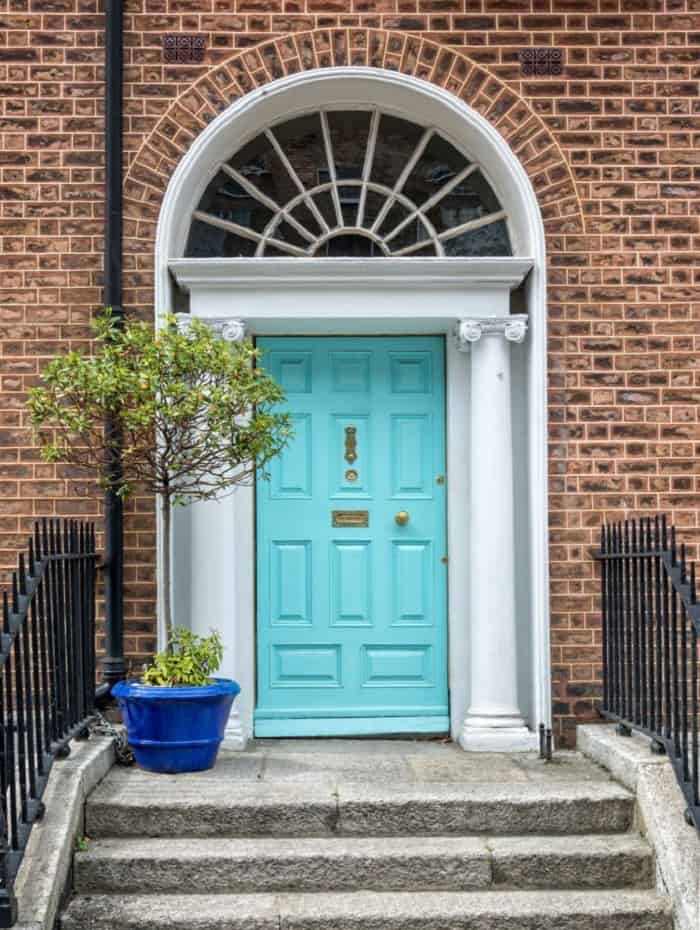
[598,516,699,832]
[0,520,97,927]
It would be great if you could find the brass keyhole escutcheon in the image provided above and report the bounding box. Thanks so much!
[345,469,358,482]
[395,511,409,526]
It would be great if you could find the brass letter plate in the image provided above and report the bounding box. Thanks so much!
[332,510,369,528]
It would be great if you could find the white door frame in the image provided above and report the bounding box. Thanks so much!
[156,68,551,749]
[169,257,541,749]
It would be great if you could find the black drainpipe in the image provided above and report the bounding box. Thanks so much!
[101,0,125,686]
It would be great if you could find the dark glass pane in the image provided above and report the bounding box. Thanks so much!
[341,200,357,226]
[327,110,370,187]
[386,218,431,254]
[464,170,502,213]
[185,218,256,258]
[195,169,273,234]
[402,133,470,209]
[443,218,512,257]
[272,113,328,193]
[227,133,299,212]
[376,201,411,239]
[426,169,502,235]
[273,219,309,251]
[370,114,425,191]
[360,190,387,229]
[316,234,381,257]
[318,165,361,226]
[313,190,337,230]
[290,202,323,238]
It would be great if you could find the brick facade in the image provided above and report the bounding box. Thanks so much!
[1,0,699,747]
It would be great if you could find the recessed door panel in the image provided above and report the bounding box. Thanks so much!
[271,645,341,688]
[362,645,433,687]
[391,414,432,498]
[270,413,312,498]
[389,352,433,394]
[269,351,312,393]
[331,540,372,627]
[256,336,447,737]
[392,540,432,627]
[271,541,312,626]
[331,351,372,393]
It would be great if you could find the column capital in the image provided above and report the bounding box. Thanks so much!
[454,314,528,351]
[205,318,248,343]
[175,315,247,343]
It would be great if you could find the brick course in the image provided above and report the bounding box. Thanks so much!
[1,0,699,746]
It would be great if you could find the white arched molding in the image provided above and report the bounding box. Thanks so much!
[156,68,550,749]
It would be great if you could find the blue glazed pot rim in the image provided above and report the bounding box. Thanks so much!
[112,677,240,700]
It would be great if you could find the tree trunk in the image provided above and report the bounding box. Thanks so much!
[161,494,173,647]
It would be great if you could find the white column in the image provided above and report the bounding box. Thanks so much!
[455,315,537,752]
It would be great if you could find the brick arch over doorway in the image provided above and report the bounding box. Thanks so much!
[122,29,585,259]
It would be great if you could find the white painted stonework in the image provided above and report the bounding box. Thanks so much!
[157,69,551,752]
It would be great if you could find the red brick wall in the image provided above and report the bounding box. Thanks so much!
[2,1,698,746]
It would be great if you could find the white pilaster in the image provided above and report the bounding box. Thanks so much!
[174,314,250,749]
[455,315,537,752]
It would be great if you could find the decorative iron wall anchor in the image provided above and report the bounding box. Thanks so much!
[519,47,564,77]
[163,35,206,64]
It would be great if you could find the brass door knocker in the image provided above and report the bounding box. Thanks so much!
[344,426,357,464]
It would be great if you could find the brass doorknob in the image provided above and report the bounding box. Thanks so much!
[395,511,409,526]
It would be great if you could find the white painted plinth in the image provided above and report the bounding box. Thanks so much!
[223,707,247,750]
[458,725,539,752]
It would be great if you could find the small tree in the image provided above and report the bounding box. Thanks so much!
[28,311,291,639]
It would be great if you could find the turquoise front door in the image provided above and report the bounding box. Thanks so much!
[255,336,448,737]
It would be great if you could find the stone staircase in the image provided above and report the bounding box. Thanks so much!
[61,741,672,930]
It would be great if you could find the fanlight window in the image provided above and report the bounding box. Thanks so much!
[185,109,512,259]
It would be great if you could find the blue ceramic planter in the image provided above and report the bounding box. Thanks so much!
[113,678,240,774]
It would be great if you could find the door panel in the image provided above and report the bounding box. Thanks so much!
[270,541,312,626]
[255,336,448,737]
[270,413,312,498]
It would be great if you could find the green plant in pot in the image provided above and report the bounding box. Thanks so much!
[28,311,291,772]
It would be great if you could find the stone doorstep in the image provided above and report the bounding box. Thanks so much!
[85,780,636,838]
[577,724,700,930]
[73,833,653,894]
[60,890,673,930]
[63,741,672,930]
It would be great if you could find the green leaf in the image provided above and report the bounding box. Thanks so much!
[141,628,224,687]
[26,310,293,503]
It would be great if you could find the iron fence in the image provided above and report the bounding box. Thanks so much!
[598,515,699,833]
[0,520,97,926]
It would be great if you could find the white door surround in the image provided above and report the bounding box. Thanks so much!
[158,69,550,751]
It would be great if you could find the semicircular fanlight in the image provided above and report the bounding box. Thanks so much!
[185,108,512,259]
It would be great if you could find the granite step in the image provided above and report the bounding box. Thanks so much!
[73,833,654,894]
[86,780,636,838]
[61,890,673,930]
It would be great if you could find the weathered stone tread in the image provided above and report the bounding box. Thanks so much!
[73,833,653,894]
[86,780,635,838]
[61,890,672,930]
